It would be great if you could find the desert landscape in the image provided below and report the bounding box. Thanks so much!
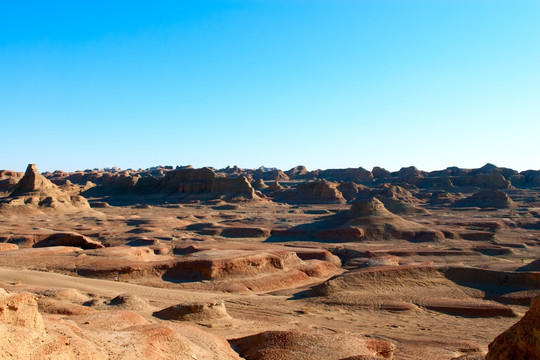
[0,163,539,359]
[2,1,538,359]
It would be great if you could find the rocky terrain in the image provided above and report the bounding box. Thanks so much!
[1,162,539,359]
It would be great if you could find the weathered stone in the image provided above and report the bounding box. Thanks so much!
[486,294,540,359]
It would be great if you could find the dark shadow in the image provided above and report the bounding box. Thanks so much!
[287,288,316,300]
[442,266,540,302]
[161,260,213,284]
[264,213,348,244]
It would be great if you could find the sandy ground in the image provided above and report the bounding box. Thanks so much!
[0,264,527,360]
[0,196,539,359]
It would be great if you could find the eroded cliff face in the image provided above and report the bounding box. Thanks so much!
[161,168,261,201]
[273,179,347,204]
[486,295,540,360]
[79,167,262,202]
[23,162,540,206]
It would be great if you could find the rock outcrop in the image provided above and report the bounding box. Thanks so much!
[0,290,68,359]
[160,167,216,194]
[0,243,18,252]
[230,330,395,360]
[251,178,268,190]
[520,170,540,187]
[274,180,346,204]
[211,176,259,201]
[486,294,540,359]
[0,164,90,211]
[317,167,373,183]
[273,196,439,243]
[325,197,430,241]
[0,170,23,193]
[285,165,310,179]
[251,168,289,181]
[372,166,391,180]
[267,180,284,192]
[348,197,394,218]
[10,164,57,196]
[0,291,44,330]
[33,233,104,249]
[451,173,512,189]
[83,167,263,202]
[107,294,151,311]
[429,191,464,205]
[154,300,231,322]
[162,249,339,290]
[452,189,515,209]
[337,182,362,202]
[356,184,426,215]
[0,288,242,360]
[156,168,261,201]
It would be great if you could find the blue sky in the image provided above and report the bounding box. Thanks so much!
[1,0,539,172]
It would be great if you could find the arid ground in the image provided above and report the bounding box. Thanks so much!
[0,163,539,359]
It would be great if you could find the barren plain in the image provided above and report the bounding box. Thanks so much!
[1,163,539,359]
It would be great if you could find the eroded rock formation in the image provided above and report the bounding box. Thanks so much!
[0,164,90,211]
[486,294,540,359]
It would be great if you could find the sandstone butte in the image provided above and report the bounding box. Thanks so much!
[0,162,539,359]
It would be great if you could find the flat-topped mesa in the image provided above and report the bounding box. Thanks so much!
[10,164,56,196]
[211,176,257,199]
[160,167,216,194]
[273,179,346,204]
[159,167,262,201]
[348,197,393,218]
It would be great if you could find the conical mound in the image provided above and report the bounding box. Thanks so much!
[348,197,393,218]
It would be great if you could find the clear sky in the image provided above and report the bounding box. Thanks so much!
[1,0,539,173]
